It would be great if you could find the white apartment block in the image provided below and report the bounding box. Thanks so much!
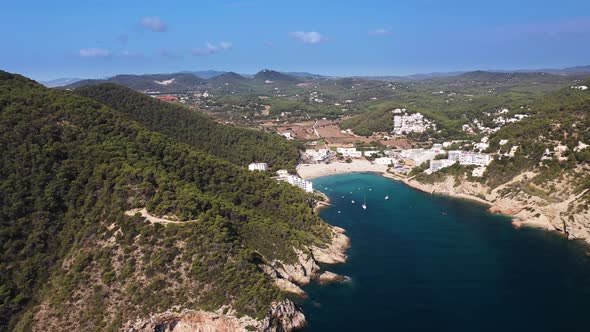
[363,150,379,157]
[401,149,437,166]
[375,157,396,166]
[276,169,289,177]
[278,174,313,193]
[429,159,456,173]
[248,163,268,171]
[337,147,363,158]
[304,148,331,162]
[448,151,492,166]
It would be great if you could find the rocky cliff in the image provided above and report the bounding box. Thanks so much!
[261,225,351,296]
[395,168,590,244]
[125,300,306,332]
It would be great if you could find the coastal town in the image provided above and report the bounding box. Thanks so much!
[249,110,500,183]
[246,107,588,198]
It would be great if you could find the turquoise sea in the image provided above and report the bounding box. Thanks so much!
[301,173,590,332]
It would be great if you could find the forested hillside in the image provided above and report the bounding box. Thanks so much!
[74,83,301,171]
[0,71,329,330]
[65,73,206,93]
[483,79,590,188]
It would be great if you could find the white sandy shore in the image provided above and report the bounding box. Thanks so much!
[297,160,389,180]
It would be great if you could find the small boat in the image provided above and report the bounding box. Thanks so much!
[351,200,355,204]
[369,188,372,191]
[338,211,341,214]
[442,212,447,216]
[362,195,367,210]
[385,195,389,200]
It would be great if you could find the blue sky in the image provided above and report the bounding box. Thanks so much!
[2,0,590,80]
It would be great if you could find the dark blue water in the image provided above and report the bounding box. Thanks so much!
[301,173,590,332]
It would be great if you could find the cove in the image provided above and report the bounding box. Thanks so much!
[301,173,590,332]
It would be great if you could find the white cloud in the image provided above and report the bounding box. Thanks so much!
[192,42,233,56]
[79,48,111,57]
[289,31,324,44]
[368,28,390,36]
[140,17,167,32]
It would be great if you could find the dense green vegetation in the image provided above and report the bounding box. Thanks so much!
[340,72,587,139]
[482,79,590,189]
[74,84,300,171]
[407,79,590,195]
[0,72,329,330]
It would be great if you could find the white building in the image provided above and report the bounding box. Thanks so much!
[401,149,437,166]
[375,157,396,166]
[337,147,363,158]
[363,150,379,157]
[304,149,331,162]
[278,174,313,193]
[276,169,289,177]
[507,146,519,157]
[429,159,456,173]
[448,151,493,166]
[248,163,268,171]
[574,141,589,152]
[554,145,568,153]
[474,142,489,152]
[499,139,509,146]
[280,132,295,140]
[393,112,434,135]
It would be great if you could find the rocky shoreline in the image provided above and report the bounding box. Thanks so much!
[383,171,590,245]
[125,300,306,332]
[299,161,589,244]
[124,217,351,332]
[261,225,351,296]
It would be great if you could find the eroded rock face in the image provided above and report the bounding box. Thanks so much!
[124,225,353,332]
[125,300,306,332]
[318,271,350,285]
[310,226,350,264]
[263,300,306,332]
[403,171,590,244]
[261,225,351,295]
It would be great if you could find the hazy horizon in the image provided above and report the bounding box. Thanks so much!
[3,0,590,81]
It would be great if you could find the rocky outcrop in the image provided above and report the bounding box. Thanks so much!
[398,170,590,244]
[318,271,351,284]
[264,300,306,331]
[261,225,351,295]
[310,226,350,264]
[125,300,305,332]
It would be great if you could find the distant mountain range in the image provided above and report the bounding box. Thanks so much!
[45,65,590,90]
[59,69,309,92]
[180,70,228,79]
[63,73,206,92]
[40,77,84,87]
[253,69,303,83]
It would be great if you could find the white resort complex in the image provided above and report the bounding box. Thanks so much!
[248,163,268,171]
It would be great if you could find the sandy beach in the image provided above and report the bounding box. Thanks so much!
[297,160,389,180]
